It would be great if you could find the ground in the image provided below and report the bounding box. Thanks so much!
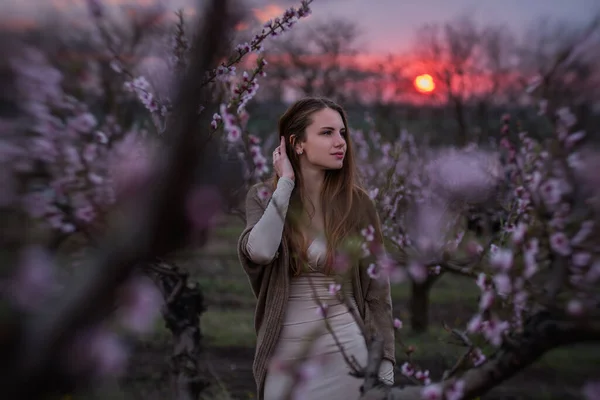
[80,219,598,400]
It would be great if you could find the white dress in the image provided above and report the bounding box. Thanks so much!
[263,238,369,400]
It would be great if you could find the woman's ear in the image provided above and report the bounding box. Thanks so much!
[290,134,304,155]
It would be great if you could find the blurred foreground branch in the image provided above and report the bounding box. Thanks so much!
[0,0,240,398]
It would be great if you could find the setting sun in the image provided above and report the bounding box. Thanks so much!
[414,74,435,94]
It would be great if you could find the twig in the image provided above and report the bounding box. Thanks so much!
[441,324,474,380]
[305,273,364,377]
[361,337,384,393]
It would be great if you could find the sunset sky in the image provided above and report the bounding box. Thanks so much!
[2,0,599,54]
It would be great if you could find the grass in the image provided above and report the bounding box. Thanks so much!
[170,223,599,399]
[202,309,257,347]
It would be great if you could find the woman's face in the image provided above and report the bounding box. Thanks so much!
[296,108,347,170]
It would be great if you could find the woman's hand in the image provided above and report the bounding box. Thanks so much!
[273,136,295,181]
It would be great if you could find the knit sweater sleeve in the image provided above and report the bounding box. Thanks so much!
[361,195,396,369]
[243,177,294,264]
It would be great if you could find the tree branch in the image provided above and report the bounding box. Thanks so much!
[361,310,600,399]
[0,1,239,397]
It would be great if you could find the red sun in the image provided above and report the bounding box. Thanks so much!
[414,74,435,94]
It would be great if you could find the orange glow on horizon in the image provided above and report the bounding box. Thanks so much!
[414,74,435,93]
[252,5,284,23]
[235,21,249,31]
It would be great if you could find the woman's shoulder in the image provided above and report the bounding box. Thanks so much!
[244,179,277,210]
[247,179,274,197]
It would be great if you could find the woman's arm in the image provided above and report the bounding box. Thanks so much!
[244,177,294,264]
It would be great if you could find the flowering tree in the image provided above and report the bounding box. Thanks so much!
[254,93,599,400]
[226,45,599,400]
[0,0,313,398]
[360,96,599,399]
[2,0,598,399]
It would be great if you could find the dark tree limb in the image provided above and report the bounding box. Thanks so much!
[0,1,240,397]
[361,310,600,399]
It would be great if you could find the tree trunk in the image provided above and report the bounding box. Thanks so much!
[409,280,431,333]
[453,97,468,146]
[144,260,209,400]
[409,274,442,334]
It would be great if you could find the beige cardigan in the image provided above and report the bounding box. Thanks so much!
[237,182,396,399]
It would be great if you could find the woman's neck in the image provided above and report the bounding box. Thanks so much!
[299,163,325,206]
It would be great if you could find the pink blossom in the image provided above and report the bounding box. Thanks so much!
[526,75,542,93]
[3,246,57,311]
[257,185,272,202]
[467,314,483,333]
[471,348,486,366]
[550,232,571,256]
[66,327,128,378]
[513,290,528,310]
[425,149,501,204]
[67,113,97,133]
[376,253,397,278]
[368,188,379,200]
[400,362,414,377]
[571,221,594,245]
[482,317,509,346]
[328,283,341,296]
[556,107,577,128]
[421,384,443,400]
[490,248,513,271]
[117,276,163,334]
[415,369,431,385]
[582,381,600,400]
[361,225,375,242]
[475,273,489,291]
[292,357,328,400]
[565,130,586,148]
[75,205,96,223]
[367,263,379,279]
[297,359,321,382]
[415,369,429,380]
[361,242,371,257]
[479,290,495,310]
[523,243,538,279]
[572,252,591,267]
[185,185,222,232]
[408,262,428,284]
[316,304,328,318]
[109,137,154,198]
[511,223,527,244]
[393,318,403,329]
[566,299,585,317]
[539,178,563,206]
[586,261,600,283]
[466,241,483,256]
[445,379,465,400]
[493,273,512,296]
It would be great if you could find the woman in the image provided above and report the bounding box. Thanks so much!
[237,97,395,400]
